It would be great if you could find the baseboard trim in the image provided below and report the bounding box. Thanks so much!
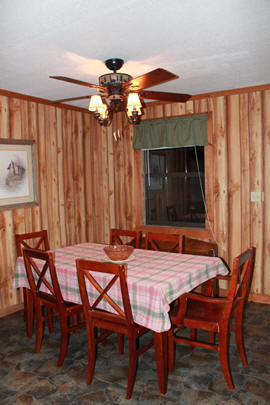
[219,288,270,304]
[0,303,24,318]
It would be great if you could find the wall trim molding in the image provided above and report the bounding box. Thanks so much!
[145,83,270,106]
[0,88,91,113]
[1,83,270,113]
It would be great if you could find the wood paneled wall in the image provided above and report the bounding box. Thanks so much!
[0,84,270,313]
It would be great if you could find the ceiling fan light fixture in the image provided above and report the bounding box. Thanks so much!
[88,95,103,111]
[127,92,142,109]
[98,104,108,119]
[126,92,142,124]
[89,95,111,126]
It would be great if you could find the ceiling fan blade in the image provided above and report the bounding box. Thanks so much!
[123,68,179,91]
[50,76,103,91]
[49,95,92,103]
[139,90,191,102]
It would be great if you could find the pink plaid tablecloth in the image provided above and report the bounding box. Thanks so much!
[13,242,228,333]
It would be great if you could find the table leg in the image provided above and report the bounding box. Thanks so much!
[153,331,168,394]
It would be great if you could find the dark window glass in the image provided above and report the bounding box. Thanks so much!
[144,147,205,228]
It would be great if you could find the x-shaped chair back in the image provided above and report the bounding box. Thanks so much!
[76,259,133,327]
[22,247,62,304]
[110,228,141,248]
[228,247,256,312]
[16,230,50,256]
[182,235,218,257]
[145,232,182,253]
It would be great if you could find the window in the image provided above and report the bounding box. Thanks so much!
[144,147,205,228]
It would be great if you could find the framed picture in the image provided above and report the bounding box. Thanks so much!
[0,139,38,211]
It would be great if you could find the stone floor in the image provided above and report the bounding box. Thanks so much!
[0,302,270,405]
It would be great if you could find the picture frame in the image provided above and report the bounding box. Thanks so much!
[0,139,38,211]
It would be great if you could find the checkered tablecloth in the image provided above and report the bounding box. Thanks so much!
[13,242,228,333]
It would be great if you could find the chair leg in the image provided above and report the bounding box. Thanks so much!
[234,309,248,365]
[58,330,69,367]
[218,327,234,389]
[209,331,215,344]
[35,303,44,354]
[87,326,96,385]
[118,333,124,354]
[47,307,54,333]
[190,328,196,349]
[24,288,34,338]
[99,328,107,347]
[126,336,138,400]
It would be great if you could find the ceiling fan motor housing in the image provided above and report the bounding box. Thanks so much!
[99,70,132,112]
[99,73,132,87]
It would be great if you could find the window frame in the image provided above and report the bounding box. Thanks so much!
[144,146,206,229]
[137,112,214,240]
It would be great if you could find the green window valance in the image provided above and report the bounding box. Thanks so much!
[133,113,208,150]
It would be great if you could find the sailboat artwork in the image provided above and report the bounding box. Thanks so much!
[6,159,26,189]
[0,152,28,198]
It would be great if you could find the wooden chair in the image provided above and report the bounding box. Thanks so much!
[15,230,50,338]
[182,235,218,257]
[168,247,256,389]
[76,258,154,400]
[110,228,141,248]
[181,236,219,294]
[145,232,183,253]
[23,247,85,366]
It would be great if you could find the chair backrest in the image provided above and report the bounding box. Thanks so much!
[145,232,183,253]
[228,247,256,309]
[23,247,64,305]
[15,230,50,256]
[110,228,141,248]
[76,259,134,327]
[182,236,218,256]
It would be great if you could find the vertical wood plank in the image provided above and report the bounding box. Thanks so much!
[100,122,110,243]
[83,113,94,242]
[227,95,241,263]
[63,109,75,246]
[239,93,251,252]
[263,90,270,294]
[45,106,61,248]
[107,120,116,235]
[28,101,41,231]
[37,103,49,233]
[249,91,264,294]
[212,97,229,261]
[56,108,66,247]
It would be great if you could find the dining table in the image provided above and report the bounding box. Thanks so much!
[13,242,229,394]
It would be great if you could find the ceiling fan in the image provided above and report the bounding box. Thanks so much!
[50,58,191,126]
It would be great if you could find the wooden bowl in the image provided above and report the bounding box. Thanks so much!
[104,245,134,261]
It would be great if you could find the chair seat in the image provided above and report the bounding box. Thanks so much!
[171,300,226,331]
[39,291,82,309]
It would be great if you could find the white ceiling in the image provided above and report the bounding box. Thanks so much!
[1,0,270,109]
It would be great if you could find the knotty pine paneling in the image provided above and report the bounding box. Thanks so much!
[138,87,270,301]
[1,84,270,313]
